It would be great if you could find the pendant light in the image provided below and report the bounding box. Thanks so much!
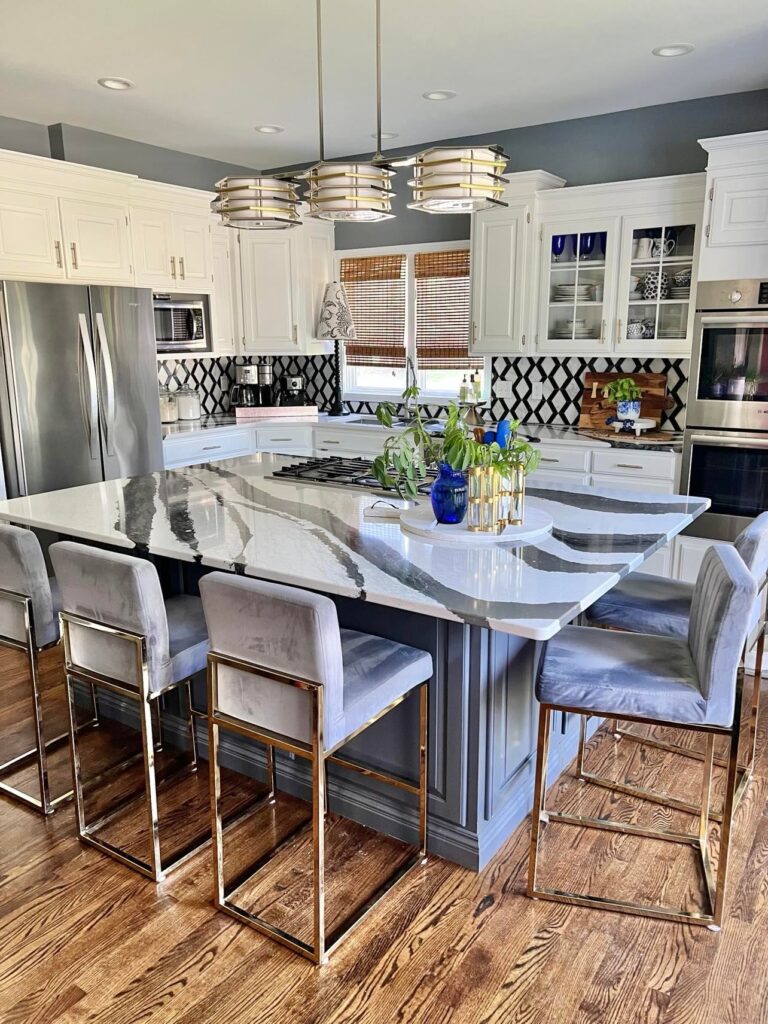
[406,145,510,214]
[306,0,395,222]
[211,174,303,230]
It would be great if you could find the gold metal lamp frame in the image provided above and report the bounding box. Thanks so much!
[208,650,429,965]
[582,577,766,822]
[60,610,215,882]
[0,588,98,815]
[528,669,745,930]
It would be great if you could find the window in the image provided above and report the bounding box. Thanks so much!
[340,243,485,399]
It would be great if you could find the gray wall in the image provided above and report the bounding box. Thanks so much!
[47,124,257,191]
[0,114,51,158]
[329,88,768,249]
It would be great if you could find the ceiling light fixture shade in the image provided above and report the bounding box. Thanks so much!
[407,146,509,214]
[212,175,302,230]
[317,281,356,340]
[305,0,395,223]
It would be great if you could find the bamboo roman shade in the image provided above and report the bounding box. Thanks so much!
[340,253,407,367]
[414,249,481,370]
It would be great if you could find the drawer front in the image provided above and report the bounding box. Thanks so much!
[532,469,590,488]
[591,449,678,482]
[534,445,591,474]
[314,429,383,456]
[591,472,674,495]
[164,429,253,468]
[254,426,312,452]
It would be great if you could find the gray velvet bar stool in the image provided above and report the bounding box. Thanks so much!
[0,524,90,814]
[583,512,768,817]
[529,545,756,929]
[199,571,433,965]
[50,541,210,881]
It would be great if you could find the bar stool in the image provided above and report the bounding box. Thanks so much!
[199,572,433,965]
[529,545,756,929]
[0,524,84,814]
[584,512,768,817]
[50,541,210,881]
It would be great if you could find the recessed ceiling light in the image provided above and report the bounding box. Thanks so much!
[254,124,285,134]
[371,130,398,140]
[652,44,695,57]
[423,90,456,101]
[97,77,135,91]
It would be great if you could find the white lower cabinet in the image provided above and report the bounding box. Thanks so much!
[163,428,254,469]
[673,534,716,584]
[253,426,313,455]
[531,469,590,488]
[591,473,674,495]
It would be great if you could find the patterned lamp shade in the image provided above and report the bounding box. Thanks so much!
[317,282,356,340]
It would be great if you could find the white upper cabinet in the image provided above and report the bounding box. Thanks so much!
[533,174,705,356]
[470,171,565,356]
[129,182,213,292]
[0,189,65,280]
[210,222,237,355]
[131,206,176,289]
[699,131,768,280]
[58,197,132,284]
[173,212,211,288]
[238,215,335,355]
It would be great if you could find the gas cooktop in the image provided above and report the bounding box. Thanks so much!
[270,456,437,495]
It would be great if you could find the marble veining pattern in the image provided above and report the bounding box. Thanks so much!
[0,455,708,641]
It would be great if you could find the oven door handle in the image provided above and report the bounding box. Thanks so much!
[688,433,768,449]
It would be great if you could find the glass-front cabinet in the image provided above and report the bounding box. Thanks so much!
[537,217,620,354]
[615,205,701,356]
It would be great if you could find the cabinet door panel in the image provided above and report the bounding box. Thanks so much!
[59,198,132,283]
[210,225,236,354]
[240,234,298,351]
[0,190,64,280]
[709,172,768,248]
[131,207,175,289]
[174,213,211,287]
[470,205,527,353]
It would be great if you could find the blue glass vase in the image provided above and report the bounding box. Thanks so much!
[430,463,468,525]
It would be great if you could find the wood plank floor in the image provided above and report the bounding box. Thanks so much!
[1,644,768,1023]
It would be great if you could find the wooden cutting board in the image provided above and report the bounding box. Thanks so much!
[578,372,669,429]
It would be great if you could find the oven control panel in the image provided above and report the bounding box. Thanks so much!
[697,279,768,310]
[759,282,768,305]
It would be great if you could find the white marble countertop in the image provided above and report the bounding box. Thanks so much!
[161,412,353,439]
[0,454,707,640]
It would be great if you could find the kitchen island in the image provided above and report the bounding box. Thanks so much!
[0,454,708,868]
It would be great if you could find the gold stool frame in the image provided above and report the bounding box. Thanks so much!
[207,650,429,965]
[528,670,744,930]
[61,610,213,882]
[0,588,97,815]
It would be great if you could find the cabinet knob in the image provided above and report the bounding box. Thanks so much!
[729,289,743,304]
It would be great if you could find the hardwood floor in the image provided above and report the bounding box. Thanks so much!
[1,644,768,1023]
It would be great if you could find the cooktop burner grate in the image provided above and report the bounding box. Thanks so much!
[269,456,436,495]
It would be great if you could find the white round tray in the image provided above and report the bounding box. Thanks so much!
[399,504,554,545]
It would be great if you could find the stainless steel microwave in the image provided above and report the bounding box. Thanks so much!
[153,294,210,354]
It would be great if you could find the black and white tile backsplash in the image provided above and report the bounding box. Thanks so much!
[158,353,689,429]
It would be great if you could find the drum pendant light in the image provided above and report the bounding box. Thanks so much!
[407,145,510,214]
[211,174,302,230]
[306,0,395,222]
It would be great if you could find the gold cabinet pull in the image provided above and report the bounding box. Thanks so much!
[54,240,63,268]
[70,242,78,269]
[600,319,606,344]
[292,324,298,343]
[170,256,176,279]
[616,318,622,342]
[522,333,526,347]
[179,256,185,280]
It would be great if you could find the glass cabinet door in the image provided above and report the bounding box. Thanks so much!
[538,218,618,353]
[617,208,700,355]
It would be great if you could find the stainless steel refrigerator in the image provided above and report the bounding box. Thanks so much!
[0,281,163,497]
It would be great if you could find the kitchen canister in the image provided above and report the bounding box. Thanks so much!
[159,388,179,424]
[176,387,202,420]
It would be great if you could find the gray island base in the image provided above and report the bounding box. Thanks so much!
[0,454,708,870]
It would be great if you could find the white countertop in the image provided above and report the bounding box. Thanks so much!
[0,454,707,640]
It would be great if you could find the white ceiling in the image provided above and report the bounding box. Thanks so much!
[1,0,767,169]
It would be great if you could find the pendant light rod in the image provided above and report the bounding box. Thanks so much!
[315,0,325,162]
[373,0,383,161]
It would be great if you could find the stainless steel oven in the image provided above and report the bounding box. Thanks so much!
[153,293,210,354]
[684,279,768,539]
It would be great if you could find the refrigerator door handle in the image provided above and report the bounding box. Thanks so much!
[94,312,117,457]
[77,314,100,460]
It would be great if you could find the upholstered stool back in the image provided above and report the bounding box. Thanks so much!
[199,572,343,746]
[50,542,172,691]
[735,511,768,632]
[688,545,757,727]
[0,524,58,647]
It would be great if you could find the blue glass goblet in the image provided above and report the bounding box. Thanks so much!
[579,233,595,260]
[551,235,566,263]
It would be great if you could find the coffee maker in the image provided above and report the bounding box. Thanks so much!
[230,363,274,408]
[276,375,309,406]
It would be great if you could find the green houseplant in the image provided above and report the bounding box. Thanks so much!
[602,376,643,427]
[372,385,541,528]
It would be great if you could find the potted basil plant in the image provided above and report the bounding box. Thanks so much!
[603,377,643,428]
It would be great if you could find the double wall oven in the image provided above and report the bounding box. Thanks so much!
[683,279,768,540]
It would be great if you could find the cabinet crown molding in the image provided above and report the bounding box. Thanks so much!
[700,130,768,169]
[502,169,566,198]
[536,172,706,213]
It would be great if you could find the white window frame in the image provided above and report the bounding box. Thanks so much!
[337,240,488,403]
